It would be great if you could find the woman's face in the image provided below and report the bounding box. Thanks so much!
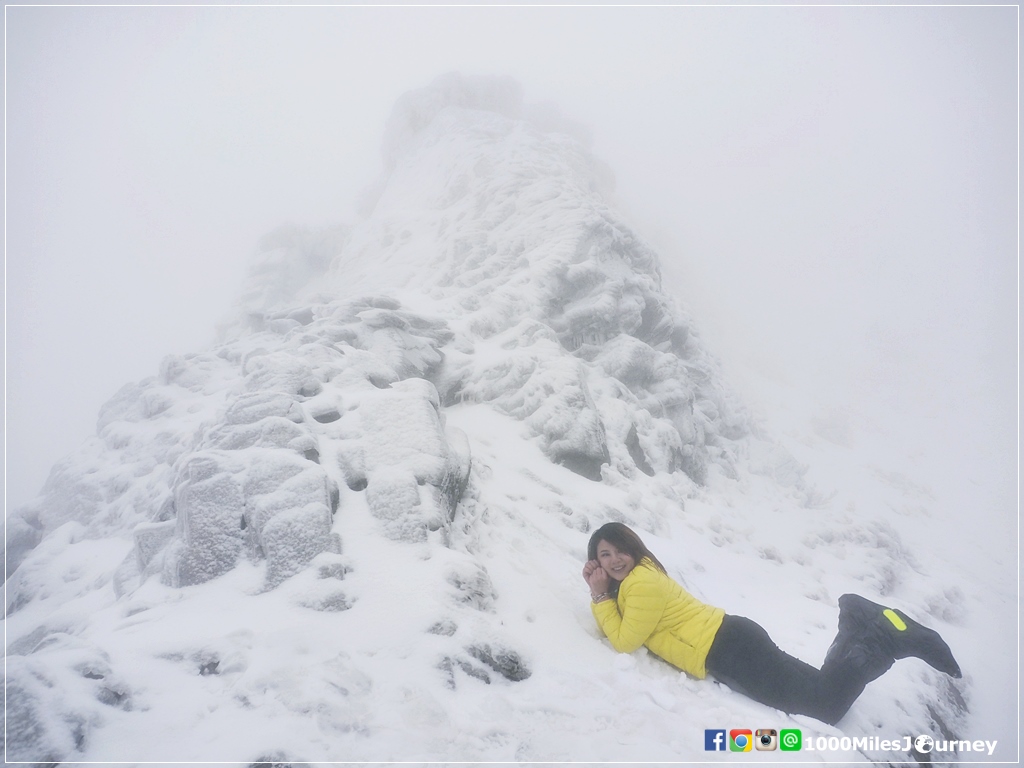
[595,539,637,582]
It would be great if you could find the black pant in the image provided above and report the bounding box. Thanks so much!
[704,615,867,725]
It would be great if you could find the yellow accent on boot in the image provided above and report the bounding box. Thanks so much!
[883,609,907,631]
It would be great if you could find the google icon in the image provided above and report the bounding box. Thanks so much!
[730,729,753,752]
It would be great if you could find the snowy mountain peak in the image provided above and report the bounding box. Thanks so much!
[4,75,968,765]
[381,73,527,170]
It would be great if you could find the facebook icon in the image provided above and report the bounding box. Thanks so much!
[705,729,727,751]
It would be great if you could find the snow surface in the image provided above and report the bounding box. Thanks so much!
[4,74,1011,765]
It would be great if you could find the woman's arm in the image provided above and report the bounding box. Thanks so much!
[591,572,668,653]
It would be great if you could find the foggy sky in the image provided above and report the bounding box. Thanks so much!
[5,5,1017,513]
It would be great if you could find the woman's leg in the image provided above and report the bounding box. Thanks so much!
[704,615,867,725]
[705,598,961,725]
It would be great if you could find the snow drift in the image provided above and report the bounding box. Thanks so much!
[4,74,969,765]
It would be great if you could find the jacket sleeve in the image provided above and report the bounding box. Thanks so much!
[590,573,668,653]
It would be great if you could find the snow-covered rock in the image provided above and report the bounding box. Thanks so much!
[4,74,969,765]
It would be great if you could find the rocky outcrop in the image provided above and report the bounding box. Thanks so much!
[7,76,945,768]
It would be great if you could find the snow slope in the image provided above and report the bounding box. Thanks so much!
[4,74,999,766]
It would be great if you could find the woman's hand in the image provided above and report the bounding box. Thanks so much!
[582,559,611,595]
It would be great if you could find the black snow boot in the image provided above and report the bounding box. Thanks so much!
[826,594,962,679]
[823,601,894,685]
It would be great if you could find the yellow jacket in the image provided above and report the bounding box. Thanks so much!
[591,559,725,678]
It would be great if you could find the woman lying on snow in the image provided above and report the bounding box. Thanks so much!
[582,523,961,725]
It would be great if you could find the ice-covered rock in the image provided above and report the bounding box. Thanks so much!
[4,633,132,762]
[354,378,471,541]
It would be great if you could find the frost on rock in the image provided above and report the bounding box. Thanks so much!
[336,75,749,485]
[157,405,341,588]
[260,503,335,588]
[4,635,132,763]
[5,508,43,579]
[168,455,247,586]
[355,378,472,541]
[3,660,81,764]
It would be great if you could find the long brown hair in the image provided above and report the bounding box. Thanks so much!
[587,523,666,593]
